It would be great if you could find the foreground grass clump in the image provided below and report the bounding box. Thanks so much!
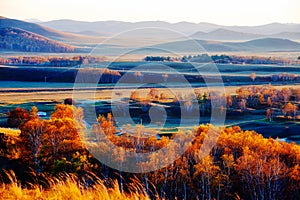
[0,172,149,200]
[0,127,20,137]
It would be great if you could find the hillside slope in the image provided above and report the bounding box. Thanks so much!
[239,38,300,51]
[0,16,69,39]
[0,17,106,45]
[0,27,75,52]
[191,28,263,40]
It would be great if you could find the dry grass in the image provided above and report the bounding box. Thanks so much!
[0,172,150,200]
[0,127,20,137]
[1,83,299,104]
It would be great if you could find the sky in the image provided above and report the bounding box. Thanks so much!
[1,0,300,25]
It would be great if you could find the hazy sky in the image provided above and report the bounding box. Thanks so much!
[1,0,300,25]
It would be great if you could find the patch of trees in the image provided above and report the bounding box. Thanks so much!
[145,54,297,65]
[144,56,172,62]
[120,86,300,121]
[4,105,89,174]
[211,54,232,63]
[0,55,108,66]
[183,53,212,62]
[235,85,300,115]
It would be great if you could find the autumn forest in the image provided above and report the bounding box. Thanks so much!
[0,103,299,199]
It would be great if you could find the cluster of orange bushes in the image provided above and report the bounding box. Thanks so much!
[235,85,300,102]
[91,116,300,199]
[130,88,173,102]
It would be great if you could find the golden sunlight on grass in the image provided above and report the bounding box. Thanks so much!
[0,172,150,200]
[0,127,20,137]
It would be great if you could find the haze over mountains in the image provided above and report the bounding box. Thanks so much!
[1,16,300,53]
[148,38,300,53]
[39,19,300,40]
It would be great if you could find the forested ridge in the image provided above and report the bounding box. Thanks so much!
[0,27,75,52]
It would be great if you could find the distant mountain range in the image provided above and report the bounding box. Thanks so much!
[39,19,300,40]
[1,16,300,53]
[39,20,219,35]
[191,28,300,41]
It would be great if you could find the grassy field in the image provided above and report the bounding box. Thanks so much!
[0,127,20,137]
[0,172,149,200]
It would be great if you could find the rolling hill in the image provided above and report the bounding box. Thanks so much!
[148,38,300,53]
[0,17,106,45]
[191,28,263,41]
[270,32,300,40]
[0,16,69,39]
[0,27,75,52]
[240,38,300,51]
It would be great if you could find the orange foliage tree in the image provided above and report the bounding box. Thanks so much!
[17,104,88,173]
